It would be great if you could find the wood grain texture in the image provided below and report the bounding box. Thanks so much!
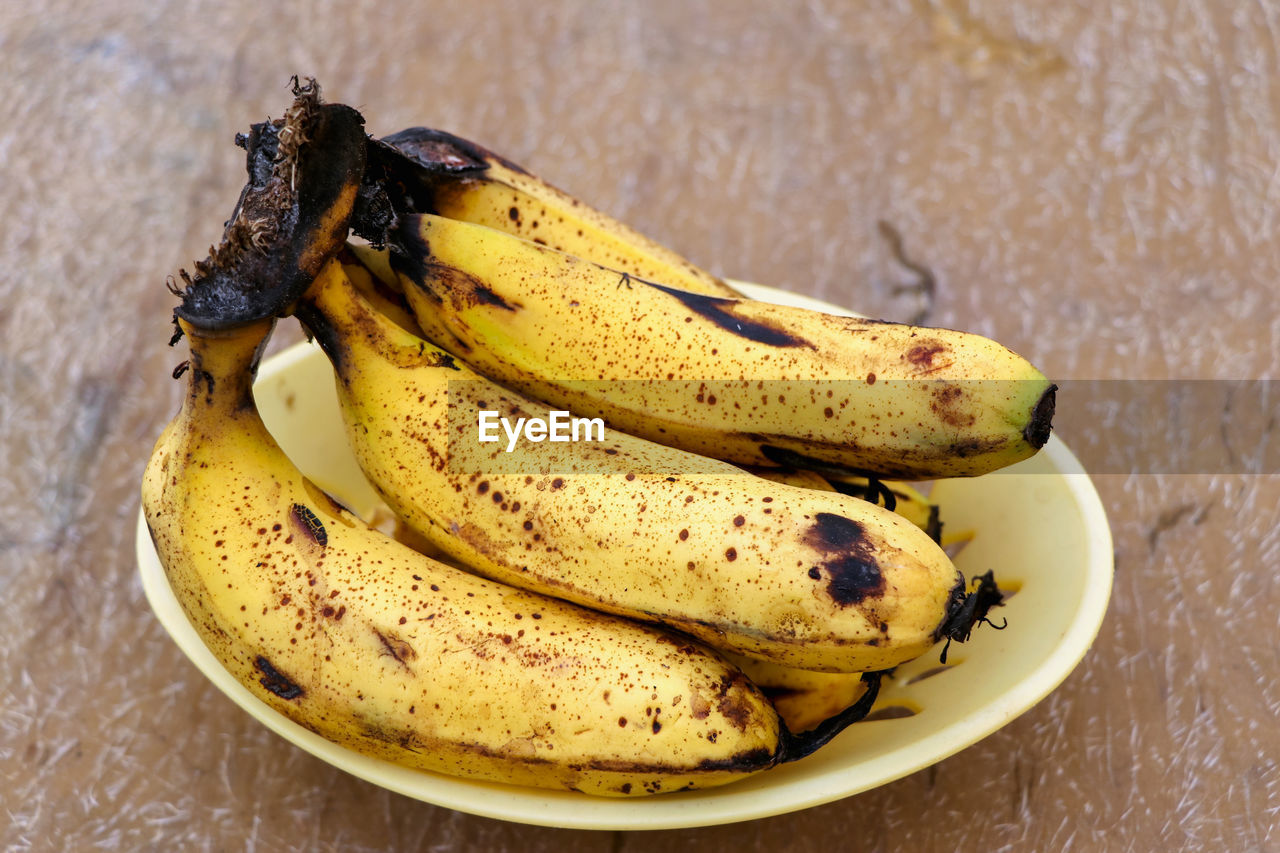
[1,0,1276,850]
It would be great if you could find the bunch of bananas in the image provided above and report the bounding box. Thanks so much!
[143,81,1049,797]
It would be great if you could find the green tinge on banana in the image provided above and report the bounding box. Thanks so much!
[377,213,1056,480]
[295,258,985,674]
[376,127,740,297]
[144,318,803,796]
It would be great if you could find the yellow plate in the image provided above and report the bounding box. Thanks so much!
[136,282,1112,829]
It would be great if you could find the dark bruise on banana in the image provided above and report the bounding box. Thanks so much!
[644,280,815,349]
[148,80,1022,795]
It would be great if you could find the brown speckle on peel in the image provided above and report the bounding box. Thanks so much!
[715,674,758,731]
[474,283,515,311]
[806,513,863,551]
[374,628,417,667]
[426,351,460,370]
[906,341,947,369]
[420,258,519,312]
[804,513,885,606]
[569,745,776,779]
[948,435,1006,458]
[688,690,711,719]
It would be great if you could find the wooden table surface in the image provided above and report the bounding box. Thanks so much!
[3,2,1277,850]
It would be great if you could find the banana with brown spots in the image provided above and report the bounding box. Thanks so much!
[145,83,819,796]
[142,318,822,796]
[370,127,739,297]
[372,213,1056,480]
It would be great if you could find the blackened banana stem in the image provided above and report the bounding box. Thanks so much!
[173,78,368,332]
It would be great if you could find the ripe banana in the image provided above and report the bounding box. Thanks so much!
[378,213,1056,480]
[369,126,934,502]
[374,127,739,297]
[724,472,941,732]
[294,256,995,673]
[144,317,827,796]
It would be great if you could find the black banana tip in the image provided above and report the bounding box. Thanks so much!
[1024,384,1057,449]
